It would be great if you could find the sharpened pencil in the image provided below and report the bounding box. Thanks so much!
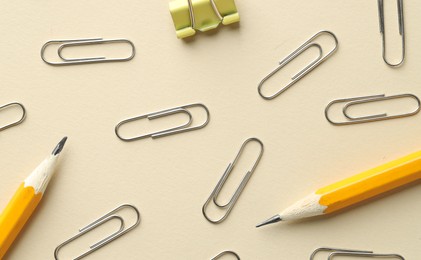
[0,137,67,258]
[257,150,421,228]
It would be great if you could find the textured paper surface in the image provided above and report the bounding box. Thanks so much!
[0,1,420,259]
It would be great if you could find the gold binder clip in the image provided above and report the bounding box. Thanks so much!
[169,0,240,39]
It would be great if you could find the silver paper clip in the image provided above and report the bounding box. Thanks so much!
[325,94,420,125]
[41,38,135,65]
[310,247,373,260]
[54,204,140,260]
[311,247,404,260]
[0,102,26,132]
[328,251,405,260]
[258,30,338,100]
[115,103,210,141]
[378,0,405,67]
[202,138,264,224]
[211,250,240,260]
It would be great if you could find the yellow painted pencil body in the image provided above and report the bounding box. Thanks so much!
[257,150,421,227]
[0,138,66,259]
[317,150,421,214]
[0,185,42,258]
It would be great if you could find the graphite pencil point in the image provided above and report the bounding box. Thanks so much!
[256,214,282,228]
[52,137,68,155]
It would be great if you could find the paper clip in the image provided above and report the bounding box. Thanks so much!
[202,138,264,224]
[169,0,240,39]
[54,204,140,260]
[310,247,374,260]
[211,250,240,260]
[328,251,405,260]
[258,31,338,100]
[378,0,405,67]
[0,102,26,132]
[115,103,210,141]
[325,94,420,125]
[41,38,135,65]
[311,247,404,260]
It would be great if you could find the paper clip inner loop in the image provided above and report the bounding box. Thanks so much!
[258,30,338,100]
[0,102,26,132]
[115,103,210,142]
[211,250,240,260]
[54,204,140,260]
[378,0,405,67]
[202,138,264,224]
[41,38,135,65]
[325,94,420,125]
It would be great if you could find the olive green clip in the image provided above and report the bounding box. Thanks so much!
[169,0,240,39]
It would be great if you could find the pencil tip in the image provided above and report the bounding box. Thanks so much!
[256,214,282,228]
[52,137,68,155]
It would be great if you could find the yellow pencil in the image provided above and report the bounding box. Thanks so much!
[0,137,67,258]
[256,149,421,227]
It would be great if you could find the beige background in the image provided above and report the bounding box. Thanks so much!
[1,0,420,259]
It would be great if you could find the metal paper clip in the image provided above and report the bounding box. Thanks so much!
[378,0,405,67]
[211,250,240,260]
[310,247,374,260]
[41,38,135,65]
[169,0,240,39]
[328,251,405,259]
[115,103,210,141]
[202,138,264,224]
[54,204,140,260]
[325,94,420,125]
[258,31,338,100]
[0,102,26,132]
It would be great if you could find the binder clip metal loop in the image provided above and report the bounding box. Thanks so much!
[54,204,140,260]
[325,93,420,125]
[0,102,26,132]
[41,38,135,65]
[202,138,264,224]
[169,0,240,39]
[258,31,338,100]
[115,103,210,142]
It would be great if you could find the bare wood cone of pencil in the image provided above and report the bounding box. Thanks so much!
[0,137,67,258]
